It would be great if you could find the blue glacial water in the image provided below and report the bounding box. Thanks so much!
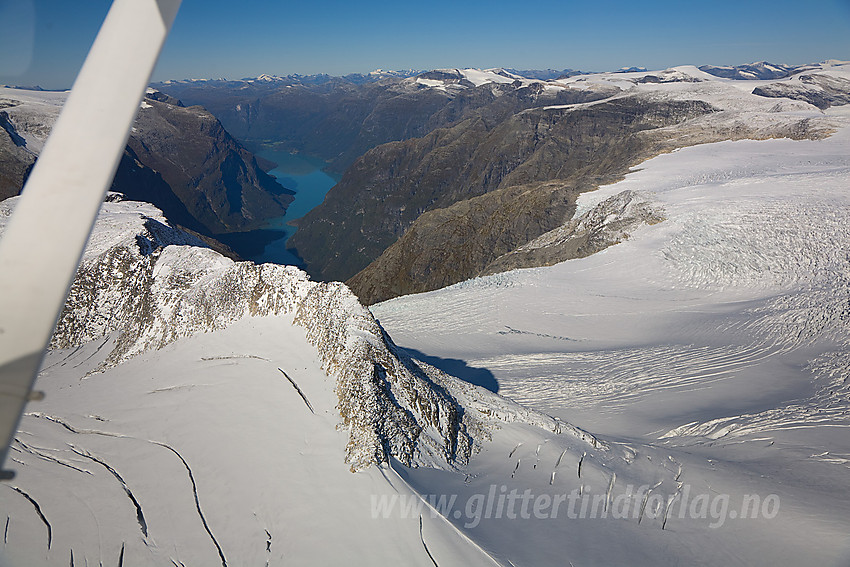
[223,149,339,266]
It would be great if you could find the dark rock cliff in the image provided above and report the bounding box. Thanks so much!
[293,98,717,287]
[0,90,294,239]
[0,110,35,201]
[123,96,294,235]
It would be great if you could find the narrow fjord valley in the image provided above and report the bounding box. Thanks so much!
[1,48,850,567]
[158,63,849,303]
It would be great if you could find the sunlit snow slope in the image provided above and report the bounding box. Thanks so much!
[0,197,609,567]
[0,198,510,566]
[373,108,850,564]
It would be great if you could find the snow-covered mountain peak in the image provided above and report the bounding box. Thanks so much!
[820,58,850,68]
[409,67,531,92]
[367,68,418,78]
[460,68,521,85]
[0,190,632,563]
[252,73,286,82]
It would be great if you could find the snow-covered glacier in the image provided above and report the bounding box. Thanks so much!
[373,101,850,566]
[2,61,850,566]
[0,195,604,566]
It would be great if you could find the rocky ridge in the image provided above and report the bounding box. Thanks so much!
[482,189,665,275]
[752,72,850,110]
[698,61,801,80]
[0,196,595,471]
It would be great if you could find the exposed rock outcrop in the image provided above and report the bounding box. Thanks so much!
[121,94,294,234]
[0,110,35,201]
[483,190,664,275]
[753,73,850,110]
[0,197,477,471]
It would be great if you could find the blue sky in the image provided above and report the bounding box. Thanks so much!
[2,0,849,89]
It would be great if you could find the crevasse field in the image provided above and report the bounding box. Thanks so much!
[373,111,850,564]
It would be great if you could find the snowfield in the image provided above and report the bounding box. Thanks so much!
[0,87,67,153]
[0,197,599,566]
[2,61,850,566]
[373,107,850,564]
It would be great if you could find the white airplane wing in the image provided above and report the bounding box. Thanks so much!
[0,0,182,477]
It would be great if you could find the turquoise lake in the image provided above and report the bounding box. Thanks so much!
[223,149,339,266]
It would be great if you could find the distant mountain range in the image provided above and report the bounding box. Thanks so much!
[698,60,801,79]
[158,60,817,87]
[3,60,848,304]
[155,61,849,303]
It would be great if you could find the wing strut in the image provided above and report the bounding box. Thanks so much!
[0,0,182,477]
